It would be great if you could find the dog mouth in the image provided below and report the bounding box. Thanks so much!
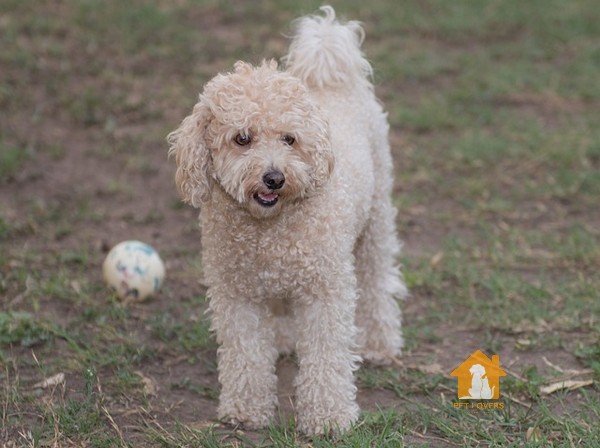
[254,191,279,207]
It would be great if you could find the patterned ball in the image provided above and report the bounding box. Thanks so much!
[102,241,165,301]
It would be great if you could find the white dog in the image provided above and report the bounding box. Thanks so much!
[168,6,406,434]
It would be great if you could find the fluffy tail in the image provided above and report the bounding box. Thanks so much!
[283,6,373,90]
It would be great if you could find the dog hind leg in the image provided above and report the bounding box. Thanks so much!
[354,198,406,364]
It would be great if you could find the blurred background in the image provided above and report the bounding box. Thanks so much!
[1,1,598,446]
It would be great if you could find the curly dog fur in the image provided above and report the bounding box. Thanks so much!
[168,6,406,434]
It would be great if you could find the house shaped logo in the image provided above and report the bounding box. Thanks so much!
[450,350,507,400]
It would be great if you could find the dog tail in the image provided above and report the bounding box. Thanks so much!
[283,5,373,90]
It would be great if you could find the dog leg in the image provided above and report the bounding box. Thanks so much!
[210,296,278,429]
[354,200,406,364]
[293,274,361,434]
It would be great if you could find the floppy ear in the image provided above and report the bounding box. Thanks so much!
[306,116,335,191]
[167,100,213,207]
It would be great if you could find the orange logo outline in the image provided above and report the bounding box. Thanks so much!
[450,350,507,400]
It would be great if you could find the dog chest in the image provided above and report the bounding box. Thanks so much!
[201,218,328,302]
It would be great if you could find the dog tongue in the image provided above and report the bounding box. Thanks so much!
[259,192,278,201]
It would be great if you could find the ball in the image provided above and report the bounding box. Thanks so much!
[103,240,165,301]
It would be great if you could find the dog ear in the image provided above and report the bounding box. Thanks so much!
[307,118,335,191]
[167,100,213,207]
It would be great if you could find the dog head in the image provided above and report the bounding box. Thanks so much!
[469,364,486,377]
[168,60,334,219]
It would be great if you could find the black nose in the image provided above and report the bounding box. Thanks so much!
[263,170,285,190]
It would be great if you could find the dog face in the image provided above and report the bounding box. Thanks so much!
[168,60,334,219]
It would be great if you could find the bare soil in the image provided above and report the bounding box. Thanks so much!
[1,3,597,446]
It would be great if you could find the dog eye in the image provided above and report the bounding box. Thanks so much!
[234,133,252,146]
[282,134,295,146]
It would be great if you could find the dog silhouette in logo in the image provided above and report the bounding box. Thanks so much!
[460,364,495,399]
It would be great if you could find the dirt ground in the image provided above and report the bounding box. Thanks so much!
[1,2,599,446]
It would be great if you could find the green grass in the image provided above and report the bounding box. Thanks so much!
[1,0,599,446]
[147,304,215,355]
[0,144,28,181]
[0,312,58,349]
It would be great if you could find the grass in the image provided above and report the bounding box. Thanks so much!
[1,0,599,446]
[0,143,29,181]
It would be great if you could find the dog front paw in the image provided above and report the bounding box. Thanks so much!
[296,405,359,435]
[361,348,401,366]
[218,399,275,430]
[221,415,270,431]
[220,411,272,430]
